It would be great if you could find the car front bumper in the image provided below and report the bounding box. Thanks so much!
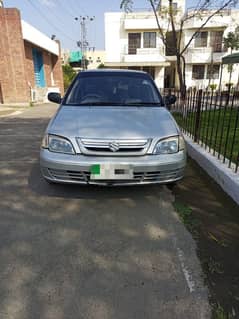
[40,149,186,186]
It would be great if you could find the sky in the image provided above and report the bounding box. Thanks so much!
[4,0,152,51]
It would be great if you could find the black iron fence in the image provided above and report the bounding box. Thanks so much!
[166,88,239,173]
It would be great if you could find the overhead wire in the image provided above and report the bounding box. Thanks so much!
[26,0,76,43]
[54,0,77,19]
[52,0,93,51]
[68,0,88,16]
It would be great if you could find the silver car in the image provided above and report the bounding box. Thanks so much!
[40,69,186,186]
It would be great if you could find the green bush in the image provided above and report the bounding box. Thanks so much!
[62,64,76,91]
[208,84,217,91]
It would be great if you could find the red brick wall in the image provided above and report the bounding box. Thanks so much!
[52,41,64,95]
[0,8,29,103]
[24,41,35,88]
[0,7,64,104]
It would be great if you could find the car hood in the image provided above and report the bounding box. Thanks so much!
[48,105,179,139]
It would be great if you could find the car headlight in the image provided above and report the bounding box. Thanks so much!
[41,134,75,154]
[153,136,185,154]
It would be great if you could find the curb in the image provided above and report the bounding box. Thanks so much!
[0,110,24,118]
[184,135,239,206]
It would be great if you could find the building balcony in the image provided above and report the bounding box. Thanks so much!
[184,10,231,29]
[123,12,168,30]
[121,45,167,63]
[184,47,226,64]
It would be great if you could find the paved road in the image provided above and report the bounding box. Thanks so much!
[0,104,210,319]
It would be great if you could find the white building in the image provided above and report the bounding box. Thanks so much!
[61,49,105,70]
[86,50,105,69]
[104,1,239,90]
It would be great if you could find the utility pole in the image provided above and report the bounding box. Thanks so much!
[75,16,95,70]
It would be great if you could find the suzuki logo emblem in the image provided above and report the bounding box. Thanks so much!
[109,142,120,152]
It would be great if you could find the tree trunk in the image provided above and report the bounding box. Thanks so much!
[176,54,186,99]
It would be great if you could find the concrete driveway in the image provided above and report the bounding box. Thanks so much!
[0,104,210,319]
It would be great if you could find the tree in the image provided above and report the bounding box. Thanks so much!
[120,0,238,98]
[223,27,239,87]
[223,27,239,54]
[62,64,76,91]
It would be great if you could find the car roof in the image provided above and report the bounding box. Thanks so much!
[80,69,148,75]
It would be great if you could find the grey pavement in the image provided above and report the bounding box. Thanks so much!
[0,103,34,117]
[0,104,211,319]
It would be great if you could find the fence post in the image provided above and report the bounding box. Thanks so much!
[194,89,203,142]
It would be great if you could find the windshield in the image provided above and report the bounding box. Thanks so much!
[64,73,163,106]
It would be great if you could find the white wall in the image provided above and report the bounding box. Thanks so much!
[185,135,239,205]
[155,67,164,89]
[185,63,239,89]
[21,20,59,56]
[86,50,105,69]
[105,12,128,63]
[124,14,167,30]
[220,64,239,89]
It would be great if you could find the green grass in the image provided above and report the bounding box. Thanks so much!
[173,201,200,236]
[174,108,239,165]
[212,303,233,319]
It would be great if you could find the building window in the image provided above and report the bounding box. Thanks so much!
[194,32,208,48]
[206,64,220,79]
[192,65,205,79]
[210,31,224,52]
[128,33,141,55]
[143,32,156,48]
[32,48,46,87]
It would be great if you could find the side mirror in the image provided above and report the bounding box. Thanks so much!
[48,92,62,104]
[164,94,176,106]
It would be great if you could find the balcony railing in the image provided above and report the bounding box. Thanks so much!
[123,12,155,19]
[186,8,231,17]
[187,46,226,54]
[183,46,227,64]
[123,45,165,56]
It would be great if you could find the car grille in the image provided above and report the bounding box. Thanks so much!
[134,169,184,182]
[48,168,184,184]
[77,138,151,156]
[48,169,90,182]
